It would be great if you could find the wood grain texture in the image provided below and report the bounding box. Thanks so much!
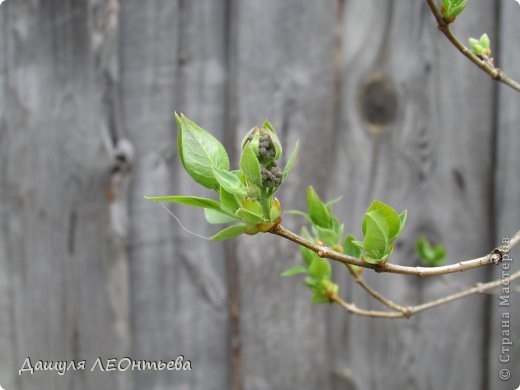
[120,0,230,389]
[0,0,132,389]
[327,1,497,389]
[233,1,340,389]
[0,1,517,389]
[489,1,520,388]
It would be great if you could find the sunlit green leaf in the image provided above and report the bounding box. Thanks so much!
[363,210,389,261]
[176,113,229,190]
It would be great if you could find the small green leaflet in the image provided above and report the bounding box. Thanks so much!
[307,186,332,229]
[240,140,262,186]
[362,210,389,264]
[344,234,361,258]
[236,208,264,224]
[209,224,247,241]
[282,141,300,181]
[145,195,222,211]
[362,200,400,242]
[281,266,308,277]
[416,237,446,266]
[204,208,240,224]
[213,169,247,198]
[309,258,331,280]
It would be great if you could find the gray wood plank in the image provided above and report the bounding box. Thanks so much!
[489,1,520,388]
[233,1,340,388]
[0,1,131,389]
[328,1,497,389]
[120,1,230,389]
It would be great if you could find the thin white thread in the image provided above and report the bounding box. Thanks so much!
[159,204,211,240]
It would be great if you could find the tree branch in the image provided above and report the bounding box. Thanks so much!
[270,224,519,276]
[425,0,520,93]
[345,265,411,316]
[331,270,520,319]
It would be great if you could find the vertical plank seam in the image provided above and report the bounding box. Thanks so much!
[482,1,502,389]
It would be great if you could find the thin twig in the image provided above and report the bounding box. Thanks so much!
[331,270,520,319]
[345,265,411,316]
[270,224,520,276]
[425,0,520,93]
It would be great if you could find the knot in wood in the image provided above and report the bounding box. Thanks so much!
[359,74,398,127]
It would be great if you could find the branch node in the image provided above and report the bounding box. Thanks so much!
[318,247,329,258]
[490,247,504,265]
[402,307,413,318]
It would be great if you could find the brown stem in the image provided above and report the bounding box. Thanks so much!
[269,224,520,277]
[331,270,520,319]
[345,265,411,316]
[425,0,520,93]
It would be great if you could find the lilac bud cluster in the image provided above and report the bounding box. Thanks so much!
[261,163,283,188]
[258,132,276,161]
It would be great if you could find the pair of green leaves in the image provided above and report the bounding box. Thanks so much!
[281,254,338,304]
[287,187,344,247]
[282,188,346,303]
[416,237,446,267]
[356,200,407,265]
[147,114,298,241]
[440,0,467,23]
[469,33,491,57]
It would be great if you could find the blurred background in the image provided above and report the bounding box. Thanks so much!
[0,0,519,389]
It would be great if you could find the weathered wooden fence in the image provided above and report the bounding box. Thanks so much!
[0,1,518,389]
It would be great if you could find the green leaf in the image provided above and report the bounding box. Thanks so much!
[282,140,299,181]
[240,139,262,186]
[285,209,312,223]
[307,186,332,229]
[416,237,446,266]
[176,113,229,190]
[344,235,362,258]
[479,33,490,49]
[209,224,247,241]
[213,169,247,198]
[220,188,241,211]
[204,208,240,224]
[262,120,282,160]
[363,252,389,265]
[305,276,318,288]
[300,245,317,266]
[441,0,451,10]
[397,210,407,237]
[242,199,263,216]
[362,200,400,242]
[315,226,337,247]
[309,258,331,280]
[281,266,309,277]
[325,195,343,207]
[270,202,281,221]
[236,208,264,225]
[363,210,389,260]
[468,37,479,47]
[311,292,330,303]
[331,218,344,243]
[145,195,221,211]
